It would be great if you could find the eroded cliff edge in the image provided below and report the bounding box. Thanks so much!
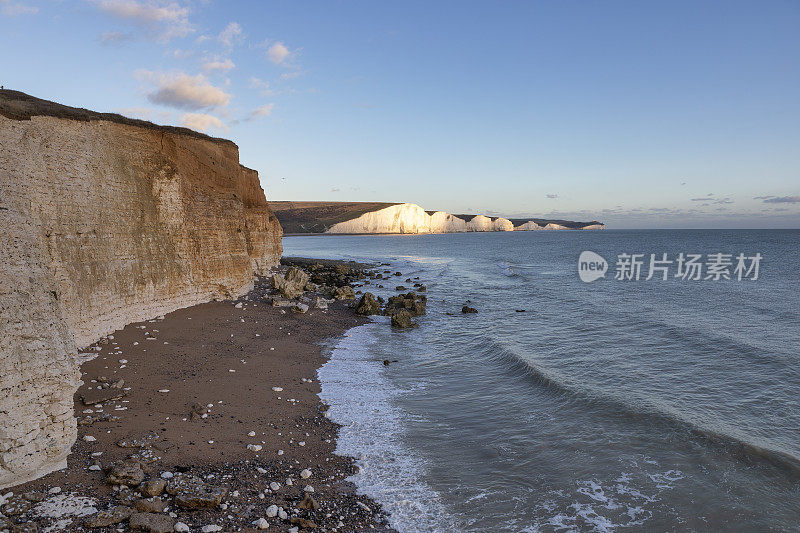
[0,90,282,489]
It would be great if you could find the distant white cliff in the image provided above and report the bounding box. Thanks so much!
[515,221,542,231]
[324,203,602,234]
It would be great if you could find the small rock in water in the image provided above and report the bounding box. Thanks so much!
[462,305,478,314]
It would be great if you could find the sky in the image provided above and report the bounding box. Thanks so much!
[1,0,798,228]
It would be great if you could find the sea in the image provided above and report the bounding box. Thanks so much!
[282,230,800,532]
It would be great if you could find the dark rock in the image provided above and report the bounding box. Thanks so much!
[333,286,355,300]
[391,310,418,329]
[80,387,126,405]
[462,306,478,314]
[298,494,320,510]
[171,477,227,509]
[395,286,406,291]
[129,512,174,533]
[355,292,381,315]
[189,402,209,420]
[106,459,145,487]
[135,498,168,513]
[515,309,526,312]
[140,478,167,497]
[383,360,391,366]
[290,517,319,528]
[272,267,309,299]
[22,492,44,503]
[384,293,426,317]
[84,506,133,528]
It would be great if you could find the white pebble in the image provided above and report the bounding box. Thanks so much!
[161,472,174,479]
[119,359,127,364]
[174,523,189,532]
[300,469,312,479]
[304,485,314,493]
[247,444,263,452]
[88,465,101,471]
[269,481,281,491]
[253,517,269,529]
[277,449,284,456]
[83,435,96,442]
[158,389,170,393]
[248,431,256,437]
[202,526,223,533]
[278,508,288,520]
[271,387,283,392]
[48,487,62,494]
[265,504,278,518]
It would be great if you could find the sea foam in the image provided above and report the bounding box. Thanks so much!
[318,322,458,532]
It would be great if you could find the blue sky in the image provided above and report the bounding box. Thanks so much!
[1,1,798,228]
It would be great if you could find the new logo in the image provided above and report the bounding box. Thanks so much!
[578,251,608,282]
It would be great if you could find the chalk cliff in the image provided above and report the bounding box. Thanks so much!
[272,201,604,233]
[0,91,282,489]
[515,221,542,231]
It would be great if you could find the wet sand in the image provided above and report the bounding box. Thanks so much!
[2,274,395,532]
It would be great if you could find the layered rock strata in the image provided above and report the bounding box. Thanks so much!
[0,90,282,488]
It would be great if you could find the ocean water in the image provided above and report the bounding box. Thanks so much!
[285,230,800,532]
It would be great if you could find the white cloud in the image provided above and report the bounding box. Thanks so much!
[217,21,242,48]
[182,112,227,132]
[93,0,192,41]
[1,1,38,15]
[138,71,231,110]
[245,104,274,121]
[202,58,235,72]
[267,41,291,64]
[248,77,274,96]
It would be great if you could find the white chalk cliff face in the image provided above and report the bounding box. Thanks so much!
[326,204,520,234]
[515,221,542,231]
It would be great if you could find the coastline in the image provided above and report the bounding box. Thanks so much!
[1,272,395,532]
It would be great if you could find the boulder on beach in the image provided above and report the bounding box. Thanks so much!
[272,267,309,299]
[355,292,381,315]
[384,293,427,317]
[333,286,356,300]
[391,310,418,329]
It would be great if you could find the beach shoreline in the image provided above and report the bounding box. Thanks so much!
[1,268,396,533]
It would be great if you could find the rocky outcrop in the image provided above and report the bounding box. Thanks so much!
[0,91,282,489]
